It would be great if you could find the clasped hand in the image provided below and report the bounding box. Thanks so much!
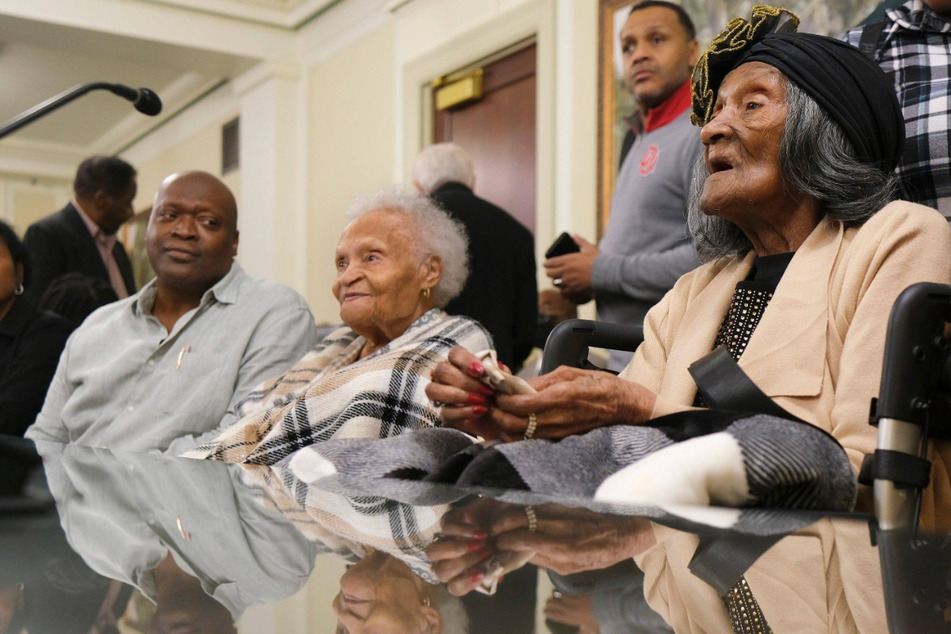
[426,346,656,441]
[425,499,654,596]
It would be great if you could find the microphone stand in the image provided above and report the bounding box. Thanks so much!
[0,82,157,141]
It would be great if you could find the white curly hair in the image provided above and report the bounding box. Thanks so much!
[413,143,476,193]
[343,188,469,308]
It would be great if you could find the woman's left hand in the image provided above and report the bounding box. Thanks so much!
[488,366,657,441]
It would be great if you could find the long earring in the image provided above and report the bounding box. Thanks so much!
[14,283,24,296]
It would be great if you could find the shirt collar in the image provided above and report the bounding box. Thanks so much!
[890,0,951,33]
[131,261,242,317]
[73,199,117,249]
[643,79,693,133]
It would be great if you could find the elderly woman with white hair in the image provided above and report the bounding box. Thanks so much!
[188,189,491,464]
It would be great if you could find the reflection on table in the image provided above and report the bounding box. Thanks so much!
[0,434,947,633]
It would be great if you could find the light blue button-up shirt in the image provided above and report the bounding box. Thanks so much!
[28,263,319,453]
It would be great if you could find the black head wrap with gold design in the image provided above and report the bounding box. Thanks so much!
[691,5,904,172]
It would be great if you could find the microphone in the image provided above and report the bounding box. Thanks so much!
[0,82,163,140]
[104,85,163,116]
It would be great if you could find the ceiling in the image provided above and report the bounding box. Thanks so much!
[136,0,336,28]
[0,0,338,179]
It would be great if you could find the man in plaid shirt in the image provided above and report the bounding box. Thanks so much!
[845,0,951,219]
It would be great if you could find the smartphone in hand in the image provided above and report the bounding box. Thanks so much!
[545,232,581,259]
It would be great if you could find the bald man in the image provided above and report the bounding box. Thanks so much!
[28,172,319,453]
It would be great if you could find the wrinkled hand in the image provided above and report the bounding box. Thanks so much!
[425,500,655,596]
[487,504,654,577]
[490,366,656,441]
[544,235,599,299]
[428,349,656,442]
[544,593,599,633]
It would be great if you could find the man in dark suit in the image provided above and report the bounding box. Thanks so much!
[23,156,137,303]
[414,143,537,371]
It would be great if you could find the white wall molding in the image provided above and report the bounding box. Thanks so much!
[232,60,303,97]
[139,0,336,30]
[297,0,391,67]
[235,70,306,291]
[0,0,295,60]
[0,137,87,180]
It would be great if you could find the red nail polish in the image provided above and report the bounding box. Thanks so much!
[467,393,486,406]
[471,529,487,539]
[467,537,486,552]
[469,569,485,584]
[477,385,494,397]
[468,361,485,376]
[472,405,487,415]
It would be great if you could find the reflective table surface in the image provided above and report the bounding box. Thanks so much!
[1,434,948,633]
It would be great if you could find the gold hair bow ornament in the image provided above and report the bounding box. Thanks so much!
[690,5,800,126]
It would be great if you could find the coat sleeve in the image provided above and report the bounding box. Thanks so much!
[0,314,70,436]
[825,205,951,474]
[22,222,66,302]
[618,281,695,418]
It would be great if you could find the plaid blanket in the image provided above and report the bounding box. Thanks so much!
[237,464,444,583]
[186,309,490,464]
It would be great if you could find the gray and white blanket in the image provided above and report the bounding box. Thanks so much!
[285,410,858,534]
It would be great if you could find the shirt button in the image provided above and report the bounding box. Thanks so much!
[128,405,135,412]
[148,360,155,367]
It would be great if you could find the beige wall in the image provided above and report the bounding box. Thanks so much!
[304,20,397,324]
[131,117,241,216]
[0,174,71,236]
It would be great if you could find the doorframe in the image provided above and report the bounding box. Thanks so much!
[401,0,556,274]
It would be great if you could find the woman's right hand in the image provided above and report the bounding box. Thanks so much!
[426,346,501,439]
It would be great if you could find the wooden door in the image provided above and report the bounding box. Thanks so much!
[433,44,536,234]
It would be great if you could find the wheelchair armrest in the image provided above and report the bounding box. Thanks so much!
[540,319,644,375]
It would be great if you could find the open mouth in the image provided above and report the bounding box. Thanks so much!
[709,159,734,174]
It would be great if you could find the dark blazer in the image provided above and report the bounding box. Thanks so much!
[431,182,537,370]
[22,203,136,302]
[0,297,70,436]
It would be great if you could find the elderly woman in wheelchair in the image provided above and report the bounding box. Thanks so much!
[427,7,951,633]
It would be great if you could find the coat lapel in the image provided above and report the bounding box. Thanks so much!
[738,216,843,398]
[63,204,112,281]
[659,215,844,405]
[661,253,754,404]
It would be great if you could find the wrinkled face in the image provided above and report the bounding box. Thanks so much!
[620,6,698,109]
[332,209,437,343]
[333,551,439,634]
[97,180,137,235]
[146,174,238,296]
[0,240,23,311]
[699,62,788,226]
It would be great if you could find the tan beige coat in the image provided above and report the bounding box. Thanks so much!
[619,201,951,633]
